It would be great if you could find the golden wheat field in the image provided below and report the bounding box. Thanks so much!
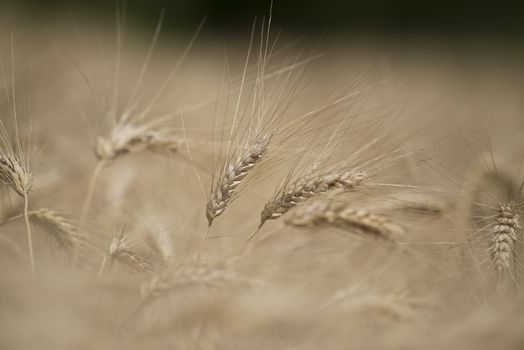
[1,9,524,350]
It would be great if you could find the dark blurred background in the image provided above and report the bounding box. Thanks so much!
[4,0,524,43]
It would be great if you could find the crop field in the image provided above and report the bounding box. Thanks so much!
[1,9,524,349]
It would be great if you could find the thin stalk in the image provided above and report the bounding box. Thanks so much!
[23,192,35,279]
[78,159,107,232]
[240,227,261,255]
[195,226,211,260]
[98,253,108,277]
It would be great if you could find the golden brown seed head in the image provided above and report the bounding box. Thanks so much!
[207,134,271,226]
[0,155,32,196]
[260,171,367,227]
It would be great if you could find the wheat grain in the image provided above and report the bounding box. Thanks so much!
[99,235,157,274]
[285,201,403,242]
[31,209,81,253]
[79,122,182,235]
[490,204,520,285]
[140,261,253,301]
[95,122,182,161]
[207,134,271,225]
[0,154,32,196]
[260,170,367,227]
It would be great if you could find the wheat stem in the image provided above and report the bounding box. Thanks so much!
[79,159,107,232]
[23,192,35,279]
[98,254,108,277]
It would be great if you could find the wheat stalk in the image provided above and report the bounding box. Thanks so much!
[0,154,34,277]
[260,170,367,227]
[490,204,520,287]
[206,134,271,225]
[285,201,403,242]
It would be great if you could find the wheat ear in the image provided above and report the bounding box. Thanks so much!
[80,123,182,234]
[0,154,34,277]
[30,209,82,254]
[490,204,520,287]
[285,201,403,242]
[1,208,94,266]
[99,235,159,276]
[140,261,252,302]
[206,134,271,226]
[260,170,367,227]
[95,123,182,161]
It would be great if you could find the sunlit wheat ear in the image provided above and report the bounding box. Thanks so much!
[285,201,403,242]
[0,155,33,196]
[207,134,272,225]
[260,171,368,227]
[490,204,520,288]
[95,122,182,161]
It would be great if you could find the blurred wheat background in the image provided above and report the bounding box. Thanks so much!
[1,1,524,349]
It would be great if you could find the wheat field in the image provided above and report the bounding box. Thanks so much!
[0,11,524,350]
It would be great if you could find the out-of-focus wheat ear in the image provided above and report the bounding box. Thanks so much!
[139,261,257,303]
[285,201,403,242]
[0,154,34,277]
[260,170,367,228]
[0,208,93,267]
[206,134,271,226]
[29,209,84,259]
[80,124,183,235]
[94,124,182,161]
[99,234,157,276]
[490,204,520,290]
[322,285,424,323]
